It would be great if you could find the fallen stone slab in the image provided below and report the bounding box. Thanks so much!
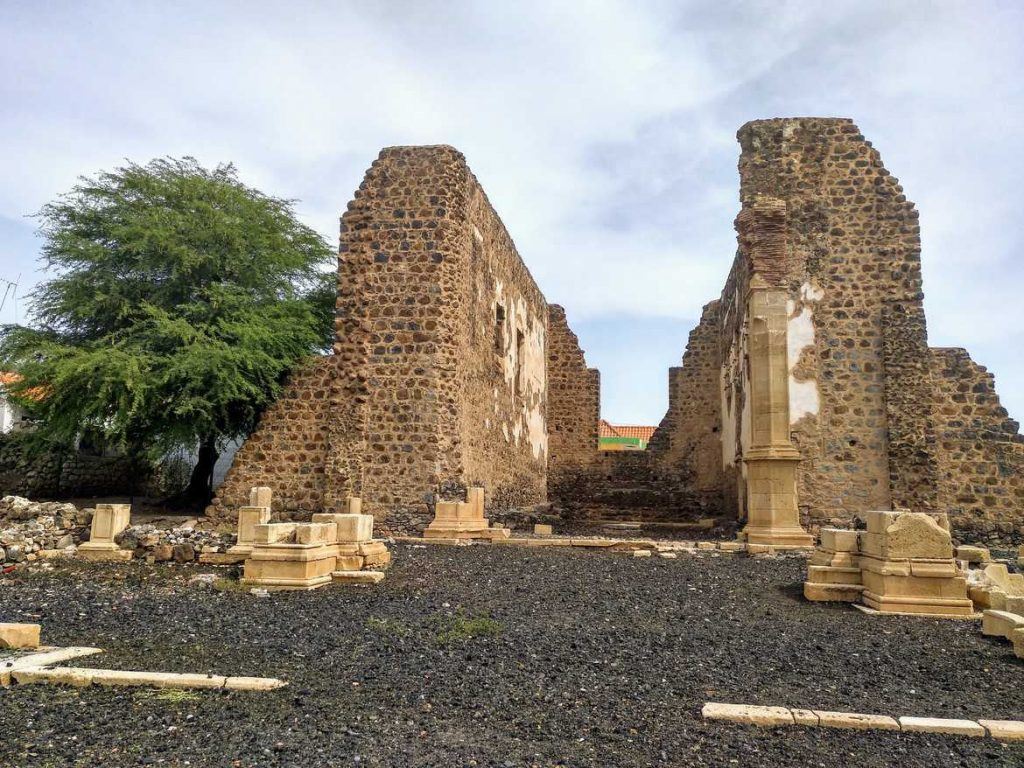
[978,720,1024,741]
[898,716,985,737]
[812,710,900,731]
[982,609,1024,640]
[701,702,794,727]
[332,570,385,585]
[12,666,286,691]
[0,622,40,649]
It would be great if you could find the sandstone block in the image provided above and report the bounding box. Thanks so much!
[533,524,553,536]
[332,570,385,585]
[898,716,985,737]
[254,523,296,545]
[882,512,953,560]
[701,702,793,727]
[0,622,40,649]
[249,486,272,509]
[982,610,1024,640]
[235,506,272,547]
[294,522,335,545]
[956,545,990,564]
[978,720,1024,741]
[812,711,899,731]
[820,528,859,553]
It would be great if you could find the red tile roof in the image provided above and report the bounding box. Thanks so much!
[599,420,656,441]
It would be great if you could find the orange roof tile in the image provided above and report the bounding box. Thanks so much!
[599,421,656,441]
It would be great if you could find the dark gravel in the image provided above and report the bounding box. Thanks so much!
[2,545,1023,767]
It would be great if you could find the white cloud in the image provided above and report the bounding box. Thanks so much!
[0,0,1021,423]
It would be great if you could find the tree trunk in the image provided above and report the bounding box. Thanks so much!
[167,435,218,509]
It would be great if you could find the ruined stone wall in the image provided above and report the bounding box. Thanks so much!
[213,146,549,532]
[546,304,599,500]
[457,173,549,513]
[209,357,335,518]
[931,348,1024,540]
[647,300,724,515]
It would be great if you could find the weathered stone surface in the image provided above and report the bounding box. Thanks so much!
[956,545,990,564]
[0,622,40,649]
[702,702,793,727]
[898,716,985,737]
[812,711,899,731]
[978,720,1024,741]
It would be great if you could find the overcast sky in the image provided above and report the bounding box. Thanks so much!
[2,0,1022,425]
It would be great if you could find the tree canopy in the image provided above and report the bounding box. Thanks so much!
[0,157,335,502]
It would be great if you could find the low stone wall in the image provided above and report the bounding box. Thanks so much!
[0,433,152,500]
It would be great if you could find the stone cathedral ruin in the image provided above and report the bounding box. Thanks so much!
[208,118,1024,545]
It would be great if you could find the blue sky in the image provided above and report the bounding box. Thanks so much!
[2,0,1022,425]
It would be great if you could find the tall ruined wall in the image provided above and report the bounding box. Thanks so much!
[731,118,926,524]
[213,146,548,532]
[647,300,724,514]
[456,171,549,512]
[931,348,1024,540]
[546,306,599,473]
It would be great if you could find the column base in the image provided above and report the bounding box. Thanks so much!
[741,525,814,549]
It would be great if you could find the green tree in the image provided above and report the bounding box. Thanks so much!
[0,157,335,506]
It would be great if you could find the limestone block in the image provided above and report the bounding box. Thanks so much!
[1004,595,1024,615]
[79,503,131,555]
[334,514,374,544]
[898,717,985,737]
[807,565,861,585]
[791,709,819,726]
[335,555,366,571]
[820,528,859,554]
[249,486,272,509]
[242,553,335,590]
[863,510,900,535]
[345,496,362,515]
[812,711,899,731]
[224,676,288,691]
[0,622,40,649]
[882,513,953,560]
[294,523,335,545]
[534,524,553,536]
[803,582,863,602]
[956,545,990,564]
[332,570,385,585]
[253,523,296,545]
[978,720,1024,741]
[701,702,794,727]
[234,506,271,548]
[982,610,1024,640]
[466,487,485,517]
[909,560,958,578]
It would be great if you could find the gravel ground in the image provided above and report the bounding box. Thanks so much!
[2,545,1024,767]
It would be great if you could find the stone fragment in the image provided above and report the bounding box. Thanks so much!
[332,570,385,585]
[820,528,859,553]
[978,720,1024,741]
[0,622,40,649]
[898,716,985,737]
[956,545,990,564]
[533,524,553,536]
[632,550,652,558]
[249,486,272,509]
[701,702,793,727]
[812,711,900,731]
[981,610,1024,640]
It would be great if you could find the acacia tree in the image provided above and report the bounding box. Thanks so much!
[0,157,335,505]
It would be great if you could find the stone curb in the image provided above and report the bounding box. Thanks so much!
[396,537,810,555]
[702,702,1023,740]
[11,666,287,691]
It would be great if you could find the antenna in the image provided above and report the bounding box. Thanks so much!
[0,274,20,322]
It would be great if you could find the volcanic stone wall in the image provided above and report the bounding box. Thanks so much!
[661,117,1023,537]
[647,300,725,514]
[930,348,1024,541]
[212,146,549,532]
[546,304,600,501]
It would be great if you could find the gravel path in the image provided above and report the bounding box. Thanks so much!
[2,545,1023,767]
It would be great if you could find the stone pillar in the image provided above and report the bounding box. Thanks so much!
[740,276,813,549]
[78,503,133,561]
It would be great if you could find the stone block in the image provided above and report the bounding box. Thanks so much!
[863,510,900,535]
[78,503,131,557]
[224,676,288,691]
[803,582,863,602]
[235,506,271,547]
[982,610,1024,640]
[978,720,1024,741]
[820,528,859,553]
[294,522,335,545]
[534,524,553,536]
[253,523,296,545]
[1004,595,1024,615]
[807,565,861,585]
[334,514,374,544]
[701,702,793,727]
[956,545,990,564]
[249,486,272,509]
[898,717,985,736]
[812,711,899,731]
[0,622,40,649]
[633,550,652,558]
[332,570,386,585]
[466,486,485,517]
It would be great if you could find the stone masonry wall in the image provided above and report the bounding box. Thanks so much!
[647,300,724,515]
[213,146,550,533]
[931,348,1024,540]
[209,357,335,518]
